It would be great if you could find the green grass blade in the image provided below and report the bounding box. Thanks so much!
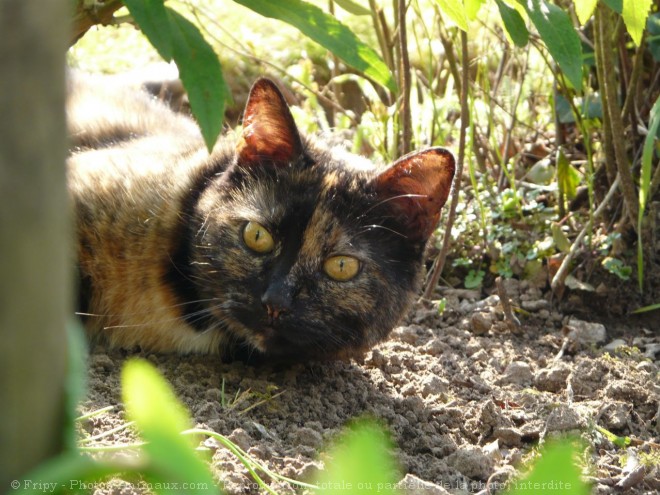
[637,94,660,290]
[523,0,583,90]
[233,0,396,92]
[632,302,660,314]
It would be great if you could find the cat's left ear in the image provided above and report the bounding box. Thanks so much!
[236,78,303,166]
[374,147,455,241]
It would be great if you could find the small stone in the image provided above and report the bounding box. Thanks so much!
[500,361,533,386]
[521,299,550,312]
[600,403,631,430]
[564,318,606,345]
[482,439,502,461]
[543,405,586,435]
[470,312,493,335]
[446,445,494,480]
[636,361,655,373]
[493,427,523,447]
[290,427,323,448]
[391,325,425,345]
[644,343,660,359]
[534,362,571,393]
[470,348,489,362]
[227,428,253,451]
[366,348,387,367]
[603,339,627,352]
[423,338,450,356]
[420,374,449,397]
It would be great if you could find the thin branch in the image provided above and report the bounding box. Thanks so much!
[423,29,468,300]
[70,0,123,45]
[551,175,621,292]
[397,0,412,155]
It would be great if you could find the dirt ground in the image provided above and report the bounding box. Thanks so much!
[81,278,659,495]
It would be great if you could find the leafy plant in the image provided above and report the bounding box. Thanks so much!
[15,357,405,495]
[315,419,399,495]
[87,0,395,151]
[504,438,590,495]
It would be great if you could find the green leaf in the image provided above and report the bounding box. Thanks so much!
[122,359,217,495]
[574,0,598,25]
[315,419,399,495]
[166,9,229,151]
[647,13,660,61]
[435,0,468,31]
[123,1,228,151]
[122,0,174,60]
[465,0,486,20]
[505,439,590,495]
[465,269,485,289]
[334,0,371,16]
[551,222,572,253]
[602,257,632,281]
[622,0,652,46]
[523,0,583,90]
[234,0,396,92]
[637,94,660,289]
[63,320,88,451]
[557,149,580,200]
[595,425,632,447]
[641,94,660,207]
[496,0,529,47]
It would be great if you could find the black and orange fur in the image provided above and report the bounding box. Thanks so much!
[67,75,455,362]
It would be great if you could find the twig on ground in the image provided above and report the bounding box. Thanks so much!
[551,175,621,293]
[496,277,521,333]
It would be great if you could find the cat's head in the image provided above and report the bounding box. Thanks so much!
[192,78,455,362]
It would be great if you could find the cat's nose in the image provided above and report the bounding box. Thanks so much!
[261,285,292,321]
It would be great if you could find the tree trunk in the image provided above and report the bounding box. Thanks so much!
[0,0,70,489]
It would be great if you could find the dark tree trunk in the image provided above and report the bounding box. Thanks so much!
[0,0,70,488]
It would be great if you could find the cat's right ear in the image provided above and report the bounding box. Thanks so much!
[374,147,455,242]
[236,78,303,167]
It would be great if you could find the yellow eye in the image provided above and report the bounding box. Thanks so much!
[323,255,360,281]
[243,221,274,253]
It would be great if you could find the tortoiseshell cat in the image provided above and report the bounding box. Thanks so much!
[67,75,455,362]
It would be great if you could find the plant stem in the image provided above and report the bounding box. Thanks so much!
[594,5,618,185]
[423,29,468,300]
[551,175,621,292]
[621,34,646,121]
[597,5,638,228]
[397,0,412,155]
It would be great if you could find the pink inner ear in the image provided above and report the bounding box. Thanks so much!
[236,78,303,166]
[375,147,455,241]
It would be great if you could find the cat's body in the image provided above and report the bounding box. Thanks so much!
[68,74,454,362]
